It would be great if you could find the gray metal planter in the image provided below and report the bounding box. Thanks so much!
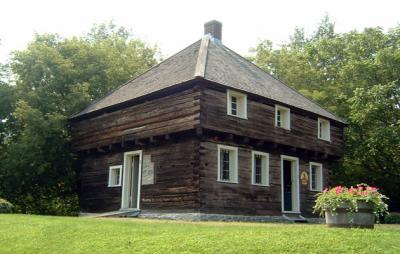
[325,202,375,229]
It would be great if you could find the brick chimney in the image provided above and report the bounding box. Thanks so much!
[204,20,222,41]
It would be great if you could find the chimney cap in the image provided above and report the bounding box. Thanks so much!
[204,20,222,41]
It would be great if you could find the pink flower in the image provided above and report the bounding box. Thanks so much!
[349,187,357,194]
[335,186,344,194]
[323,188,328,193]
[367,186,378,192]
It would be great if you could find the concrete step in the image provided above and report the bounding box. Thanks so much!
[80,209,141,218]
[282,213,308,223]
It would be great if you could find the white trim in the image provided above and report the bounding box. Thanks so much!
[275,105,291,130]
[108,165,122,187]
[251,151,270,186]
[217,144,239,183]
[309,162,323,192]
[121,150,143,209]
[227,89,248,119]
[280,155,300,213]
[317,117,331,142]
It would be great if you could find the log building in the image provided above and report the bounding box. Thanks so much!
[71,21,346,219]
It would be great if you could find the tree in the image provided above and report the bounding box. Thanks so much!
[251,17,400,210]
[0,22,159,214]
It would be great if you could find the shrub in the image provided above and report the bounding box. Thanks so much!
[0,198,14,213]
[384,213,400,224]
[313,183,389,217]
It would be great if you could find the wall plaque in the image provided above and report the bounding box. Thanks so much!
[141,154,154,185]
[300,171,309,186]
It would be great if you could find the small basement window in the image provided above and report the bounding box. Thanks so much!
[275,105,290,130]
[318,117,331,141]
[309,162,323,191]
[108,165,122,187]
[251,151,269,186]
[217,144,238,183]
[227,90,247,119]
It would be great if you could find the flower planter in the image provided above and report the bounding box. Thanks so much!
[325,202,375,229]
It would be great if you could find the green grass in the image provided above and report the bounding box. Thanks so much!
[1,214,399,253]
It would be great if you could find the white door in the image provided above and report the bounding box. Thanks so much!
[121,150,142,209]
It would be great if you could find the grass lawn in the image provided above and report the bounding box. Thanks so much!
[0,214,399,253]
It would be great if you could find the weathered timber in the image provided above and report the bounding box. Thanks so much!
[79,138,200,213]
[199,86,344,157]
[71,86,201,151]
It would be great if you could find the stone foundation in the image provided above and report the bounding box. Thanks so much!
[139,210,324,224]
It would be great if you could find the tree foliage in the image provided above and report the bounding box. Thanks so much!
[251,16,400,210]
[0,22,159,215]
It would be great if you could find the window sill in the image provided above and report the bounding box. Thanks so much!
[227,113,248,120]
[108,184,121,187]
[318,137,331,142]
[275,125,290,131]
[251,183,270,187]
[309,189,322,192]
[217,180,239,184]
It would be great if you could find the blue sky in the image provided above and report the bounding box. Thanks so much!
[1,0,399,63]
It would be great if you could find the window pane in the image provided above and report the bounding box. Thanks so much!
[319,121,322,138]
[311,166,317,189]
[114,169,120,185]
[221,150,230,181]
[277,110,281,127]
[255,155,263,184]
[231,96,237,115]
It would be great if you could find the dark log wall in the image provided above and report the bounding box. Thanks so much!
[199,141,331,216]
[75,82,344,215]
[71,86,200,151]
[79,138,200,213]
[80,151,123,212]
[200,87,344,157]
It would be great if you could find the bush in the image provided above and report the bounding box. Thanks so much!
[384,213,400,224]
[0,198,14,213]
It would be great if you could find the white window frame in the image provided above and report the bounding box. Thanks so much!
[227,89,247,119]
[251,151,270,186]
[309,162,323,192]
[318,117,331,141]
[217,144,239,183]
[108,165,122,187]
[275,105,290,130]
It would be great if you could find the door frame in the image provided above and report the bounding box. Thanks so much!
[280,155,300,213]
[121,150,143,209]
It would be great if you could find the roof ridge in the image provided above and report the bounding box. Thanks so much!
[212,42,346,123]
[194,36,210,78]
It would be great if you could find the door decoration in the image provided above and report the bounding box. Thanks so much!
[141,154,154,185]
[300,171,309,186]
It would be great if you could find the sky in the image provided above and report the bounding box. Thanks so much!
[1,0,399,63]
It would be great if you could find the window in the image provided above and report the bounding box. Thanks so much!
[108,165,122,187]
[309,162,323,191]
[227,90,247,119]
[318,117,331,141]
[275,105,290,130]
[217,145,238,183]
[251,151,269,186]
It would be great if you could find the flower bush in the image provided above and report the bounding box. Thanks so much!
[313,183,388,217]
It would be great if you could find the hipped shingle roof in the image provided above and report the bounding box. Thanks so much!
[73,36,344,123]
